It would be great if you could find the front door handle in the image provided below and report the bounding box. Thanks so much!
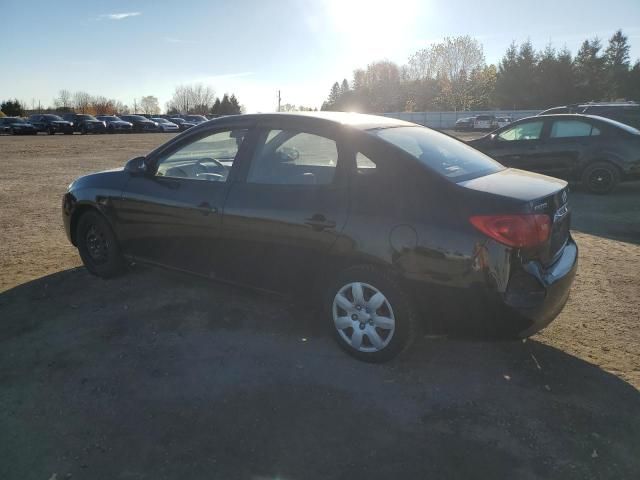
[195,201,218,215]
[305,214,336,231]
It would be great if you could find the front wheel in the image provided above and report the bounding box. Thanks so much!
[76,211,125,278]
[326,266,418,362]
[582,161,620,194]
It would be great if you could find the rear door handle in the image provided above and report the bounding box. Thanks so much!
[305,214,336,231]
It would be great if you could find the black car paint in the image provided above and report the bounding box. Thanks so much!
[119,115,159,133]
[0,117,37,134]
[62,114,107,134]
[469,114,640,182]
[63,113,577,337]
[29,114,74,134]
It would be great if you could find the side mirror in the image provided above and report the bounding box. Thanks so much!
[124,156,148,175]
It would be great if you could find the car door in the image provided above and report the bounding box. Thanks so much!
[539,118,602,179]
[218,121,350,292]
[486,118,550,174]
[116,126,252,275]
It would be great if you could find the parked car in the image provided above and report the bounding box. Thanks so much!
[468,114,640,194]
[183,114,209,125]
[473,115,496,130]
[539,102,640,129]
[96,115,133,133]
[151,117,180,132]
[454,117,474,131]
[62,112,577,362]
[496,116,513,128]
[169,117,197,131]
[119,115,159,133]
[0,117,37,135]
[62,113,107,134]
[28,114,74,134]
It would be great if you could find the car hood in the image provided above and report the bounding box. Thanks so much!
[70,167,126,191]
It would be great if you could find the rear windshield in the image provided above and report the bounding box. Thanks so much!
[373,126,504,182]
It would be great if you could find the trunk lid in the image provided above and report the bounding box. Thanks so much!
[459,168,570,265]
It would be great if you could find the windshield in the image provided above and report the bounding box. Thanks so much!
[152,118,168,123]
[43,115,64,120]
[373,126,504,182]
[186,115,207,122]
[126,115,148,121]
[170,118,184,123]
[78,115,97,120]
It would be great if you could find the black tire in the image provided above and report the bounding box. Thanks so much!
[582,161,620,194]
[76,210,125,278]
[325,265,418,362]
[64,131,73,135]
[81,125,88,135]
[10,128,15,135]
[48,127,55,135]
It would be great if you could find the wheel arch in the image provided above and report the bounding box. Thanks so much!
[69,203,111,246]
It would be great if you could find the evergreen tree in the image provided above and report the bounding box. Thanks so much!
[0,99,24,116]
[211,98,221,114]
[574,38,606,101]
[604,30,631,99]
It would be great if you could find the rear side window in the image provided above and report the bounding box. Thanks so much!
[373,126,503,182]
[247,130,338,185]
[550,120,600,138]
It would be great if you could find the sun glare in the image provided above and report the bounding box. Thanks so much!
[326,0,421,49]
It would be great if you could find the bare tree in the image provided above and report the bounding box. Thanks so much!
[167,83,216,114]
[92,96,115,115]
[139,96,160,115]
[54,89,73,110]
[73,91,92,113]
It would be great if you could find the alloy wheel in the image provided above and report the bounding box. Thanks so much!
[588,168,613,193]
[332,282,396,352]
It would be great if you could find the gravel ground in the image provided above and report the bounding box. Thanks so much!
[1,132,639,479]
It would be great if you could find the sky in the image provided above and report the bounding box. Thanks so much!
[2,0,640,112]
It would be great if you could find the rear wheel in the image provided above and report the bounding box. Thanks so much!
[76,211,125,278]
[582,161,620,194]
[326,265,418,362]
[48,127,55,135]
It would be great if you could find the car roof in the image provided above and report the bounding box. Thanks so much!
[203,112,417,131]
[506,113,640,134]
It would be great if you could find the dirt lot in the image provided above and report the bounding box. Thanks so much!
[1,133,639,479]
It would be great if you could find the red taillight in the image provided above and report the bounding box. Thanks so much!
[469,214,551,248]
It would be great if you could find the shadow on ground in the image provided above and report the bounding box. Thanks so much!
[570,180,640,244]
[1,267,639,480]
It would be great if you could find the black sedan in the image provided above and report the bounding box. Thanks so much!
[469,114,640,194]
[28,114,74,134]
[119,115,159,133]
[62,112,577,362]
[62,113,107,134]
[0,117,37,135]
[96,115,134,133]
[169,117,197,131]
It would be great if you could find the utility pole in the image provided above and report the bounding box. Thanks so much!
[277,90,281,112]
[133,98,138,114]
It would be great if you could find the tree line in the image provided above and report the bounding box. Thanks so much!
[322,30,640,113]
[1,83,243,117]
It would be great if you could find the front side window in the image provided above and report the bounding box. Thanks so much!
[155,129,247,182]
[550,120,600,138]
[247,130,338,185]
[498,120,544,141]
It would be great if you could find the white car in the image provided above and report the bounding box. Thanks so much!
[496,117,513,128]
[473,115,496,130]
[152,118,180,132]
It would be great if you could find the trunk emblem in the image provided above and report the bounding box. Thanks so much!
[554,204,569,221]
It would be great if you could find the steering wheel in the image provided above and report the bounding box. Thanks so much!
[196,157,225,169]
